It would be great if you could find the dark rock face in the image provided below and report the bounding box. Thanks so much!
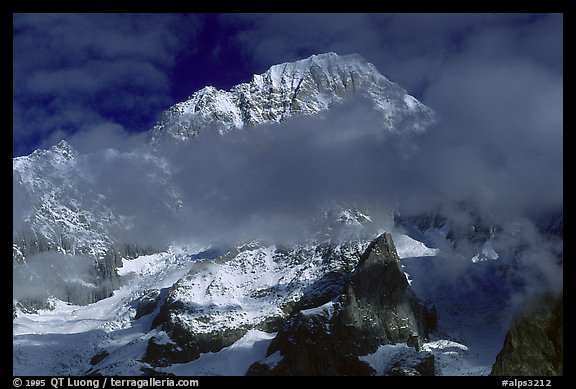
[387,353,435,376]
[248,233,436,375]
[335,233,431,355]
[490,293,563,376]
[89,351,110,366]
[135,290,162,320]
[142,322,247,367]
[246,312,375,376]
[142,291,248,367]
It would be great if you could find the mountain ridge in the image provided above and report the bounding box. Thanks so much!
[148,52,434,142]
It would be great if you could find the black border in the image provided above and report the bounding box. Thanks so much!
[9,5,570,384]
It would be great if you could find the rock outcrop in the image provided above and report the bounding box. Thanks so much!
[490,293,563,376]
[247,233,436,375]
[141,240,367,368]
[387,353,435,376]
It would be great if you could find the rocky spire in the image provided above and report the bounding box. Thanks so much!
[490,293,563,376]
[247,233,436,375]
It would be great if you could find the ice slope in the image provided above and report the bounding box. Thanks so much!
[14,238,358,375]
[13,246,205,375]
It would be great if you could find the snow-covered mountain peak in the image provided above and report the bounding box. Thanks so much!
[258,52,382,89]
[51,139,76,158]
[149,52,434,142]
[15,139,77,170]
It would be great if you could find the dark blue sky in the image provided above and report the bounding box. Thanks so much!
[13,13,563,156]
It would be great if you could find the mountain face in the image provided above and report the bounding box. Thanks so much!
[490,293,563,376]
[13,140,177,309]
[246,233,435,376]
[139,238,370,370]
[149,52,434,142]
[13,140,107,259]
[13,53,562,376]
[13,141,119,307]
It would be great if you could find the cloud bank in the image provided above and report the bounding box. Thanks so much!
[13,13,199,155]
[14,13,562,157]
[50,81,561,249]
[14,13,562,300]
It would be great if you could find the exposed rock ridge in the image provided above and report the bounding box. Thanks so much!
[247,233,436,375]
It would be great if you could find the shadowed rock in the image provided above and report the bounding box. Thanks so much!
[247,233,436,375]
[490,293,563,376]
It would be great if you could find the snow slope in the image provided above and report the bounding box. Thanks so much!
[14,237,364,375]
[13,246,206,375]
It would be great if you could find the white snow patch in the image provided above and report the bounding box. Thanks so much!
[404,271,413,285]
[263,351,284,369]
[420,339,491,376]
[300,301,335,318]
[423,339,469,352]
[403,94,419,110]
[118,253,168,277]
[269,64,284,88]
[360,343,413,376]
[360,339,479,376]
[160,330,276,376]
[117,250,199,290]
[392,232,439,258]
[471,241,499,263]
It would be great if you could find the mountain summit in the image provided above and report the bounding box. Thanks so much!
[149,52,434,142]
